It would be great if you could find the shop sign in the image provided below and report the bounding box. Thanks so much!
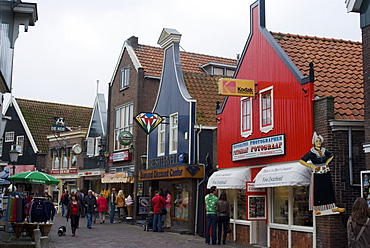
[218,78,255,97]
[148,153,188,169]
[78,170,104,177]
[113,150,131,162]
[246,181,267,221]
[50,168,78,174]
[232,134,285,161]
[118,131,133,146]
[138,165,203,181]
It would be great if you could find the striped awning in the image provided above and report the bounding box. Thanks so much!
[101,172,134,184]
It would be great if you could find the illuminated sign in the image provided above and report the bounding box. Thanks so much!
[218,78,255,97]
[138,165,203,181]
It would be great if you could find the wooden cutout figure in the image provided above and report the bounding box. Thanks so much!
[299,131,345,216]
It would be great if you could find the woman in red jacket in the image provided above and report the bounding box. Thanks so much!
[66,194,84,237]
[97,193,108,224]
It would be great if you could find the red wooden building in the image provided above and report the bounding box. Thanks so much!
[214,0,363,247]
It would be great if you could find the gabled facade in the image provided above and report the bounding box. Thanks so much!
[79,93,107,195]
[0,97,92,201]
[216,1,364,247]
[107,33,236,219]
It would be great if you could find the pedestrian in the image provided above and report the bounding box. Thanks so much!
[115,190,126,223]
[205,186,218,245]
[151,190,166,232]
[163,189,172,229]
[43,190,53,202]
[84,189,97,229]
[347,197,370,247]
[216,192,230,245]
[59,190,67,217]
[108,188,117,223]
[77,189,85,216]
[60,190,69,217]
[97,193,108,224]
[92,193,99,223]
[299,131,345,215]
[66,194,84,237]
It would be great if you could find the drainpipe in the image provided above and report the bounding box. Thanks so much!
[349,127,361,186]
[195,125,205,235]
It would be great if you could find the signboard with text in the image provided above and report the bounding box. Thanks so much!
[232,134,285,161]
[246,181,267,221]
[218,78,255,97]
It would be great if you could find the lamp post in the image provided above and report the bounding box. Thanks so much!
[9,147,20,194]
[140,153,147,166]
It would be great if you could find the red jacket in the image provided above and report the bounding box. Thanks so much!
[152,194,166,214]
[97,196,108,212]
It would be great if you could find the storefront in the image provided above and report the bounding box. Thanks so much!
[139,165,204,232]
[78,168,105,194]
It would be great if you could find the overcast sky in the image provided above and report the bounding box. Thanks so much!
[7,0,361,108]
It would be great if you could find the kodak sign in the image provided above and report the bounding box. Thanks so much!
[218,79,255,97]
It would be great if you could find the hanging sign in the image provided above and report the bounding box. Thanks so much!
[134,112,163,134]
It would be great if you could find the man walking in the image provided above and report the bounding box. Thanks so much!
[108,188,117,223]
[205,186,218,245]
[84,190,97,229]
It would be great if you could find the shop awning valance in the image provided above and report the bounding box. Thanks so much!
[207,167,251,189]
[253,162,312,188]
[101,172,134,184]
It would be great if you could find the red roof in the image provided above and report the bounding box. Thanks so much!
[272,32,363,120]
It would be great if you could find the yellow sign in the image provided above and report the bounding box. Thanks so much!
[218,78,255,97]
[139,165,204,181]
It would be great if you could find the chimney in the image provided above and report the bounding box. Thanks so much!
[157,28,182,49]
[128,36,138,49]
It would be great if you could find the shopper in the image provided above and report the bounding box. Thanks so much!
[115,190,126,223]
[84,190,97,229]
[43,190,52,202]
[347,197,370,247]
[163,189,172,228]
[66,194,84,237]
[60,190,69,217]
[97,193,108,224]
[108,188,117,223]
[217,192,230,245]
[205,186,218,245]
[151,190,166,232]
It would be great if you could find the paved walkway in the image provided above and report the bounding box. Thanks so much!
[1,214,252,248]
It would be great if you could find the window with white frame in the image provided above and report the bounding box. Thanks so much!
[114,103,133,151]
[259,86,274,133]
[53,155,60,169]
[241,97,252,138]
[120,67,130,89]
[94,137,101,156]
[16,136,24,156]
[157,119,166,156]
[169,113,178,154]
[5,131,14,142]
[71,154,77,167]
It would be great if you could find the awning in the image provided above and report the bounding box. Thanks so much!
[254,162,312,188]
[207,167,251,189]
[101,172,134,184]
[5,165,35,176]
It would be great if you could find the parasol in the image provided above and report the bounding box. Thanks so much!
[8,171,59,185]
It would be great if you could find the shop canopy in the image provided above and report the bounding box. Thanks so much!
[207,167,251,189]
[253,162,312,188]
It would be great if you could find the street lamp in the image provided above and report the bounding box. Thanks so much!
[9,147,20,194]
[140,153,147,166]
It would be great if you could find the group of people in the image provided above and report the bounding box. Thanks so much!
[151,189,171,232]
[58,188,132,237]
[205,186,230,245]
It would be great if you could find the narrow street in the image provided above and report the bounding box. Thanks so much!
[46,214,249,248]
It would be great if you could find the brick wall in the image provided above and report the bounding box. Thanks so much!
[291,231,313,248]
[313,97,365,247]
[228,224,250,244]
[270,229,288,247]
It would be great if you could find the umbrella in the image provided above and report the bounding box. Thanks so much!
[8,171,59,185]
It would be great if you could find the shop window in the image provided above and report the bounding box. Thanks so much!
[174,183,189,220]
[241,97,252,138]
[259,87,274,133]
[169,113,178,154]
[120,67,130,89]
[272,186,312,227]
